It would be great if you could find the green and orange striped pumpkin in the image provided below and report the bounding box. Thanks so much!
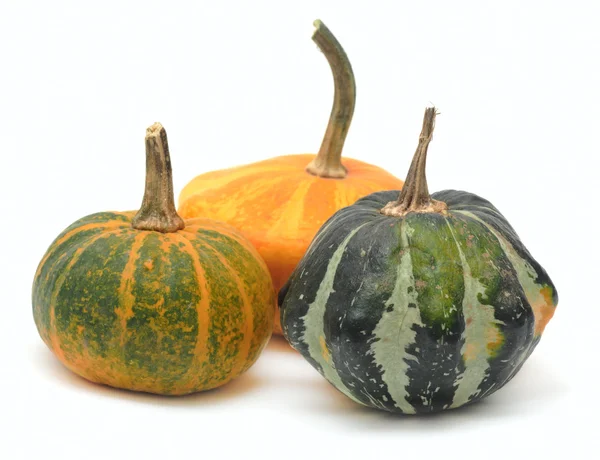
[32,123,274,395]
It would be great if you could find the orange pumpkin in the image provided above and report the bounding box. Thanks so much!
[178,20,404,333]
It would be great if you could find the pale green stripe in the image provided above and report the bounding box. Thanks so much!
[370,220,421,414]
[301,223,369,404]
[454,211,547,323]
[445,218,502,408]
[457,204,504,219]
[453,210,543,385]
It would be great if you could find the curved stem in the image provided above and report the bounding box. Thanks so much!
[305,19,355,179]
[132,123,185,232]
[380,107,448,217]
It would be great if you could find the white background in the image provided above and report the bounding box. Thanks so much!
[1,1,598,459]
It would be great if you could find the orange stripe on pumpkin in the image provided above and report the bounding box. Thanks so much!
[266,179,314,241]
[174,233,212,389]
[200,238,255,378]
[181,219,258,253]
[35,220,130,280]
[116,232,148,348]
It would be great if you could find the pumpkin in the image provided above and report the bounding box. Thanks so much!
[279,108,558,413]
[32,123,274,395]
[178,20,404,334]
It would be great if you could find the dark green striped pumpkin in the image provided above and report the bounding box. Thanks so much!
[32,123,274,395]
[279,108,558,413]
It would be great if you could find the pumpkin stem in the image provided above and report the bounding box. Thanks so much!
[132,123,185,232]
[380,107,448,217]
[305,19,355,179]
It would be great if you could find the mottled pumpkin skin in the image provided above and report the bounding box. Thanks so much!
[178,154,404,333]
[280,190,558,413]
[33,211,274,395]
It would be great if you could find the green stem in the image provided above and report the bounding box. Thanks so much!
[132,123,185,232]
[380,107,448,217]
[305,19,355,179]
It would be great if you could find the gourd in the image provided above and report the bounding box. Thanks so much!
[279,108,558,413]
[32,123,274,395]
[178,20,404,334]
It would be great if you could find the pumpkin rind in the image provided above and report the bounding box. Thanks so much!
[280,189,557,413]
[33,212,274,395]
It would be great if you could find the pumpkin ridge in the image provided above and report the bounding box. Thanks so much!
[450,203,504,219]
[403,214,465,331]
[118,232,200,393]
[452,204,554,296]
[301,222,370,405]
[34,221,130,280]
[444,216,502,408]
[55,231,138,386]
[369,218,422,414]
[197,237,255,377]
[107,211,137,218]
[398,215,466,412]
[171,233,211,391]
[454,210,555,337]
[33,226,125,345]
[47,228,128,363]
[321,216,405,411]
[447,211,537,398]
[265,179,314,241]
[116,232,148,349]
[179,224,256,255]
[189,227,274,371]
[177,232,247,389]
[331,216,463,412]
[60,211,132,230]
